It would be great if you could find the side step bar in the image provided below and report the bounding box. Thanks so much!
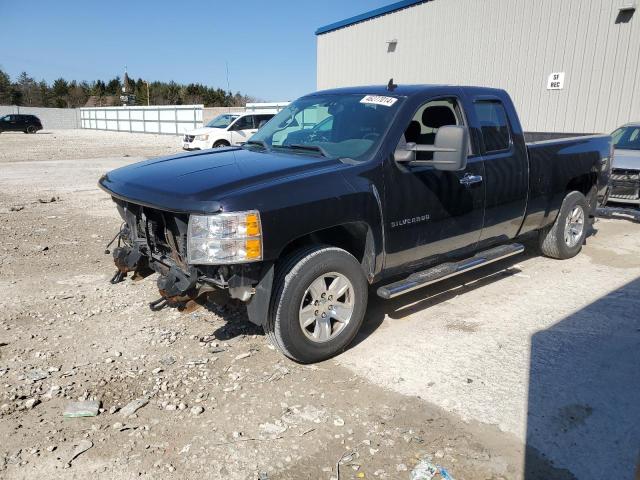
[376,243,525,300]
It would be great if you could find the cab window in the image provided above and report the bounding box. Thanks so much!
[403,98,464,159]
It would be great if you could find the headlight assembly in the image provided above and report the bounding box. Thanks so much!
[195,134,209,141]
[187,211,262,264]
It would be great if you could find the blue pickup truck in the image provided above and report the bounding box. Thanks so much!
[99,84,612,363]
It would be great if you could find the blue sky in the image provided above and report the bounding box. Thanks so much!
[0,0,390,101]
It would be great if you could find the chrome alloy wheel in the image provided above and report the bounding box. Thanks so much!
[564,205,585,247]
[298,272,355,343]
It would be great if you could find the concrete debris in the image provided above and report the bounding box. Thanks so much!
[259,421,287,437]
[63,401,100,418]
[190,406,204,416]
[120,393,154,417]
[282,405,329,424]
[24,398,39,410]
[25,369,48,382]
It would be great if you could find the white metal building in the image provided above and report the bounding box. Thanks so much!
[316,0,640,136]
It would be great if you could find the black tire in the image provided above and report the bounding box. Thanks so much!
[212,140,230,148]
[538,191,588,259]
[266,246,368,363]
[26,125,37,134]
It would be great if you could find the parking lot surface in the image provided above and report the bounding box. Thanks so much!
[1,130,638,479]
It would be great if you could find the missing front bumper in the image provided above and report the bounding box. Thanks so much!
[107,236,271,322]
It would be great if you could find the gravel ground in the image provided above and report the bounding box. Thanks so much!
[0,130,638,479]
[0,129,179,162]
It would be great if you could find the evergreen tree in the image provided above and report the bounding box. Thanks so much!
[0,68,11,104]
[0,69,247,108]
[17,72,39,106]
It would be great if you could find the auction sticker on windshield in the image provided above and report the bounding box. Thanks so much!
[360,95,398,107]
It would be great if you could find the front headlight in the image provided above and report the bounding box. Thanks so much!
[195,134,209,141]
[187,211,262,264]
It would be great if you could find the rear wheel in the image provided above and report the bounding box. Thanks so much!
[266,246,368,363]
[26,125,37,134]
[212,140,230,148]
[538,191,588,259]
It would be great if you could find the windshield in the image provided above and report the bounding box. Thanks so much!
[206,114,239,129]
[612,126,640,150]
[249,93,402,160]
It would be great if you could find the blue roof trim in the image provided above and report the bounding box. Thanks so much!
[315,0,429,35]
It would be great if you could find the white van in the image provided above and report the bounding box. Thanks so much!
[182,112,276,150]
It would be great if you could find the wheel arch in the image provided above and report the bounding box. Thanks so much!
[277,222,376,281]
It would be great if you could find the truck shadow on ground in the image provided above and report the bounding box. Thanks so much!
[524,276,640,479]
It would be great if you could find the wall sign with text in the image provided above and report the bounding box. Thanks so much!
[547,72,565,90]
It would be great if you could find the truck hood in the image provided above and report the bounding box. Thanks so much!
[99,148,342,213]
[612,149,640,170]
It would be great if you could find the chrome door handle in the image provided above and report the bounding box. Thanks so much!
[459,174,483,186]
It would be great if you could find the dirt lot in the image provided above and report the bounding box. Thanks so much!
[1,130,639,480]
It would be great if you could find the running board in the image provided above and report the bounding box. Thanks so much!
[376,243,525,300]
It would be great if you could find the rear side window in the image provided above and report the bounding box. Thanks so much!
[474,101,511,152]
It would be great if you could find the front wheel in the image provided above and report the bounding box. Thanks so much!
[212,140,230,148]
[538,191,588,259]
[266,246,368,363]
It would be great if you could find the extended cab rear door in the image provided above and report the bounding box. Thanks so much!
[462,93,529,244]
[383,90,486,272]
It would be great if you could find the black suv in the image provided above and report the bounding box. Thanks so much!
[0,114,43,133]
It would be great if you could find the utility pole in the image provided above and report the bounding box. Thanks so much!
[144,80,150,106]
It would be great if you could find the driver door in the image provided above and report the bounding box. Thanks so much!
[229,115,257,145]
[383,94,486,272]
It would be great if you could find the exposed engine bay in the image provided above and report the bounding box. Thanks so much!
[107,198,263,312]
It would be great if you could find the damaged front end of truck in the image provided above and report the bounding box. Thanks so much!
[106,198,270,319]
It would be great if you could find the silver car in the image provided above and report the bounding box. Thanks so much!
[608,123,640,205]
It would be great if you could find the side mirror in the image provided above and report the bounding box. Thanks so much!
[395,125,469,171]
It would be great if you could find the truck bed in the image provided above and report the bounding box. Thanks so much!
[520,134,611,234]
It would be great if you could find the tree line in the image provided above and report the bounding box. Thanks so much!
[0,68,254,108]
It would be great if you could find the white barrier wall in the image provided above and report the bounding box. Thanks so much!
[80,105,203,135]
